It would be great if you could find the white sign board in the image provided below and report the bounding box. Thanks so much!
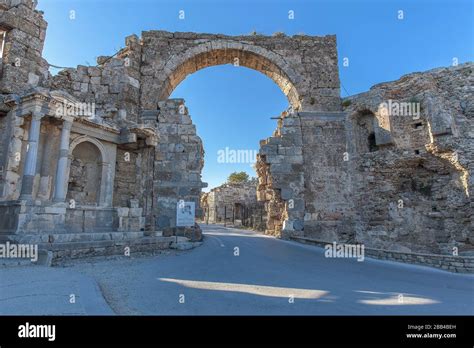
[176,201,195,227]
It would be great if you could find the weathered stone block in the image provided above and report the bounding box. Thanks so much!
[116,207,129,217]
[129,208,143,217]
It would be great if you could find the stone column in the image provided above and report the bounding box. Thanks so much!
[53,119,73,202]
[20,112,43,200]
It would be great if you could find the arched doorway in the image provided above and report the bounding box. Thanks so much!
[137,32,343,112]
[156,59,304,235]
[67,141,103,205]
[136,32,341,237]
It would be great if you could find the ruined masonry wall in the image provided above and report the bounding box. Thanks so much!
[300,112,355,242]
[203,180,260,223]
[0,0,49,94]
[344,63,473,255]
[153,99,206,240]
[257,112,305,237]
[291,236,474,273]
[139,31,341,112]
[257,64,473,259]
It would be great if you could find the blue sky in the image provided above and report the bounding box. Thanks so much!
[38,0,474,190]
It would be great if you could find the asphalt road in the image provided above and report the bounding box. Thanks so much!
[0,266,113,315]
[74,224,474,315]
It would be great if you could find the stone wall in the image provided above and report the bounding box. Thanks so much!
[300,111,355,242]
[49,54,140,125]
[350,149,470,254]
[113,143,153,210]
[113,139,155,230]
[113,148,140,207]
[290,236,474,273]
[257,110,355,241]
[344,63,473,255]
[49,236,173,266]
[0,201,21,239]
[152,99,206,240]
[257,111,305,237]
[0,0,49,94]
[254,63,473,264]
[201,179,266,229]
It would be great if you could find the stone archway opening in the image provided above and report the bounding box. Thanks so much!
[137,32,340,238]
[158,47,301,111]
[160,61,302,237]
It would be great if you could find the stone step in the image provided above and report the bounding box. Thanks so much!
[0,248,52,267]
[0,232,197,265]
[169,235,195,250]
[8,231,146,244]
[37,236,177,265]
[36,236,175,251]
[0,257,35,267]
[170,241,202,250]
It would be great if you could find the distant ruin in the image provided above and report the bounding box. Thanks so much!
[201,179,266,230]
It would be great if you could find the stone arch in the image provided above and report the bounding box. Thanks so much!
[67,136,112,206]
[157,41,303,110]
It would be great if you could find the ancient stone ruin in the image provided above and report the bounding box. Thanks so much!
[201,178,266,230]
[0,0,472,271]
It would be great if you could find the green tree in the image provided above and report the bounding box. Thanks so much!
[227,171,249,184]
